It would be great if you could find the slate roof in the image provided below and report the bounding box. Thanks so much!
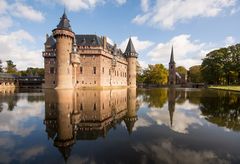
[45,35,56,48]
[75,35,102,47]
[124,38,138,57]
[56,11,72,31]
[169,46,175,64]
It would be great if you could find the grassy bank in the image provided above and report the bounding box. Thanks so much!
[209,86,240,92]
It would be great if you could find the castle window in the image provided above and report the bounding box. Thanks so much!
[109,69,111,75]
[82,81,84,84]
[53,81,55,84]
[93,67,96,74]
[93,103,96,111]
[80,103,83,110]
[50,67,55,74]
[94,81,96,84]
[102,67,104,74]
[80,67,83,74]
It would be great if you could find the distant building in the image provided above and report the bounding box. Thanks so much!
[168,46,187,86]
[42,11,138,89]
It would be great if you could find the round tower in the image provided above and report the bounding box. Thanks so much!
[125,38,138,88]
[124,88,138,134]
[52,11,75,89]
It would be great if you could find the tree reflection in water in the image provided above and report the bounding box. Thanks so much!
[199,90,240,131]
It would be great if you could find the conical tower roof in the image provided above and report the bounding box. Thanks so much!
[56,10,72,31]
[124,38,138,57]
[45,35,56,47]
[169,45,175,64]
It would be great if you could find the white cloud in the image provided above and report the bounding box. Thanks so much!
[0,30,43,70]
[0,0,8,14]
[58,0,104,11]
[225,36,236,46]
[115,0,127,5]
[133,0,236,29]
[0,95,44,137]
[141,0,149,12]
[147,34,205,68]
[119,36,154,53]
[107,37,114,45]
[0,16,13,31]
[133,140,228,163]
[10,2,44,22]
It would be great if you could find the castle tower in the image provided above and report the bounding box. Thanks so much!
[169,46,176,85]
[52,11,75,89]
[125,38,138,87]
[54,89,75,161]
[124,88,138,134]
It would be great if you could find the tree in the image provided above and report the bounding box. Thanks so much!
[144,64,168,85]
[5,60,17,74]
[188,65,203,83]
[0,60,3,73]
[201,44,240,85]
[176,66,187,75]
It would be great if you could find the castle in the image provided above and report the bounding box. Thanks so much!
[42,11,138,89]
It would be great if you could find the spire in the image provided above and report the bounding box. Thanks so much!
[124,38,138,57]
[57,10,72,31]
[169,45,175,64]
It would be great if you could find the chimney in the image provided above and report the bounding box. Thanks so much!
[103,36,107,49]
[46,34,49,41]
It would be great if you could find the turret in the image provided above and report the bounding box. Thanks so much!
[124,88,138,134]
[125,38,138,88]
[169,46,176,85]
[52,10,75,89]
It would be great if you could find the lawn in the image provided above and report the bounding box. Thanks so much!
[209,86,240,92]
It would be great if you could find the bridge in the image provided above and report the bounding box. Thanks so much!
[0,73,44,89]
[0,73,18,89]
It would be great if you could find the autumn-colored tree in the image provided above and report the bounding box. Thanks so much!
[176,66,187,75]
[144,64,168,85]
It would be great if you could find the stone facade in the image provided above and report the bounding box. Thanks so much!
[42,11,138,89]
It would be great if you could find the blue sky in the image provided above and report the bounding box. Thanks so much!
[0,0,239,70]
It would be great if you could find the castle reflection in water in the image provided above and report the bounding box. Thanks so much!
[44,88,139,160]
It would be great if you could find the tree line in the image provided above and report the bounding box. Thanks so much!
[201,44,240,85]
[0,60,44,77]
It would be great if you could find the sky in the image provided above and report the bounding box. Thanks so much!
[0,0,239,70]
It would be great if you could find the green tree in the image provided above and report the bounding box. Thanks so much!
[144,64,168,85]
[176,66,187,75]
[0,60,3,73]
[188,65,203,83]
[5,60,17,74]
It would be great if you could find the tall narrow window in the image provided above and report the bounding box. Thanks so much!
[102,67,104,74]
[80,67,83,74]
[93,67,96,74]
[50,67,55,74]
[93,103,96,111]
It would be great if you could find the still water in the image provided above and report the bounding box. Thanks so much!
[0,88,240,164]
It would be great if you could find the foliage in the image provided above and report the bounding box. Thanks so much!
[176,66,187,75]
[141,88,168,108]
[200,90,240,131]
[201,44,240,85]
[0,60,3,73]
[18,67,44,77]
[5,60,17,74]
[188,65,203,83]
[144,64,169,85]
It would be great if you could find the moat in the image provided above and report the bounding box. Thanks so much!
[0,88,240,163]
